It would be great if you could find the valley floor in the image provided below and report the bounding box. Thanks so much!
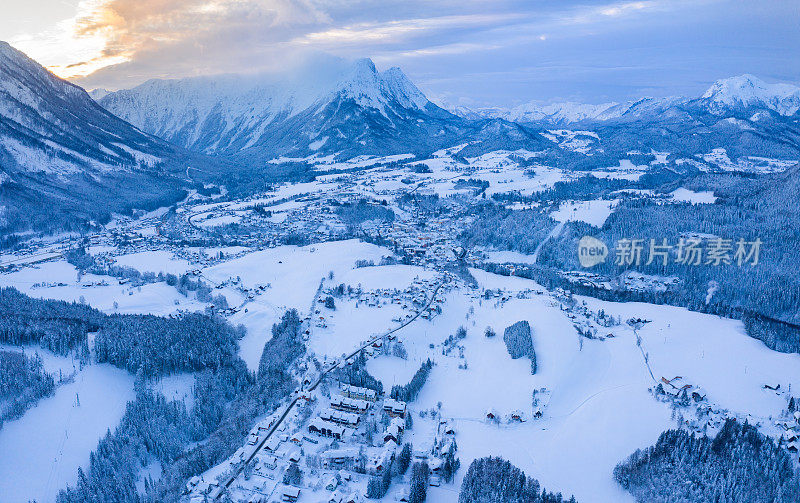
[2,151,799,503]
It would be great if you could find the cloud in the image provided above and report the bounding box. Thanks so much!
[13,0,680,86]
[73,0,326,68]
[293,13,521,47]
[7,0,800,104]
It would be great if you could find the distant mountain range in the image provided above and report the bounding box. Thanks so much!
[96,58,480,163]
[95,66,800,170]
[444,74,800,173]
[450,74,800,125]
[1,38,799,236]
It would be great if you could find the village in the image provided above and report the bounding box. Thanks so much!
[183,312,466,503]
[3,150,800,503]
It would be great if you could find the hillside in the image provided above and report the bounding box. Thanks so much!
[0,42,217,235]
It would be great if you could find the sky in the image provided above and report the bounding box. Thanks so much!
[2,0,799,107]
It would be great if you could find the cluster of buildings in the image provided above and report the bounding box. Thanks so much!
[778,415,800,458]
[304,385,378,442]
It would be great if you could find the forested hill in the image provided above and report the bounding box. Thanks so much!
[468,165,800,352]
[459,456,577,503]
[0,287,243,376]
[614,419,800,503]
[57,309,305,503]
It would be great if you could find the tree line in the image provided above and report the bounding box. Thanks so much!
[391,359,434,403]
[459,457,576,503]
[614,419,800,503]
[58,309,305,503]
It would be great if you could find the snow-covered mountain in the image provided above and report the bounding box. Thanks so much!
[97,58,474,162]
[697,74,800,116]
[87,88,111,100]
[447,98,678,125]
[0,41,204,234]
[6,37,799,235]
[466,101,620,124]
[456,75,800,125]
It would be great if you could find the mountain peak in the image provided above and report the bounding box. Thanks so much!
[701,74,800,116]
[702,74,768,99]
[332,57,431,111]
[378,67,429,110]
[0,41,36,72]
[0,41,44,71]
[0,40,19,58]
[97,55,440,159]
[352,57,378,74]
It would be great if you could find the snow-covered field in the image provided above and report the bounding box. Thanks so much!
[551,199,618,227]
[205,240,395,369]
[3,144,799,503]
[670,187,717,204]
[0,346,135,503]
[113,250,192,275]
[366,272,661,502]
[0,260,206,316]
[359,268,800,502]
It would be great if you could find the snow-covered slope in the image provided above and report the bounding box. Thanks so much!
[698,74,800,116]
[0,41,201,234]
[458,75,800,125]
[97,58,466,162]
[0,42,182,176]
[470,101,619,124]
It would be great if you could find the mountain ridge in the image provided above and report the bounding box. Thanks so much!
[0,41,221,235]
[448,74,800,125]
[96,57,460,162]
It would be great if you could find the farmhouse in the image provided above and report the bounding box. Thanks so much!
[369,444,396,475]
[383,423,402,443]
[281,486,301,502]
[321,448,357,468]
[261,455,278,470]
[263,437,281,452]
[287,449,302,463]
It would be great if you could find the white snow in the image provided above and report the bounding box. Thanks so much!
[204,240,394,370]
[541,129,600,154]
[702,74,800,116]
[670,188,717,204]
[0,346,135,503]
[551,199,618,227]
[395,269,800,503]
[114,250,192,275]
[468,101,619,124]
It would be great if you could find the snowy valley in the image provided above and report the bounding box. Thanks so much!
[1,40,800,503]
